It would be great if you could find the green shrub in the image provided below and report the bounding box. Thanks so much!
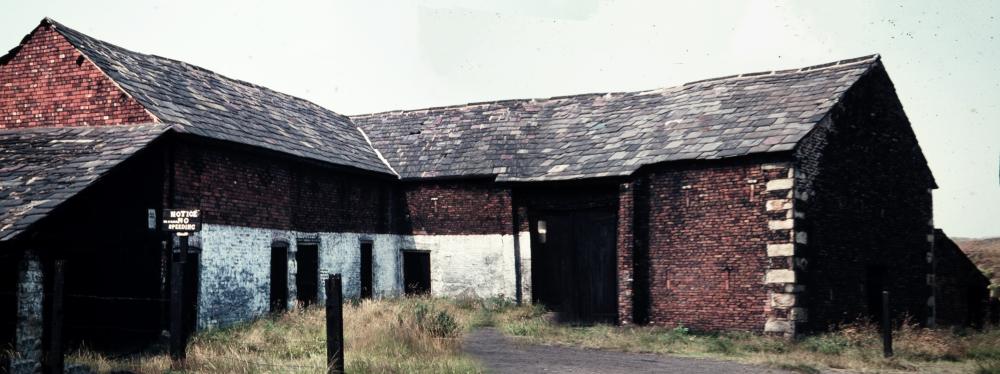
[426,311,459,338]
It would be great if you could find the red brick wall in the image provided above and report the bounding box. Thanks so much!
[0,24,153,128]
[399,180,513,235]
[171,138,393,233]
[638,159,773,331]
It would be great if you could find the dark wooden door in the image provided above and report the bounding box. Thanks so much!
[403,251,431,295]
[182,252,200,341]
[296,244,319,307]
[532,208,617,323]
[360,241,374,299]
[270,245,288,313]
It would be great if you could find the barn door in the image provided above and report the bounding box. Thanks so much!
[296,244,319,307]
[531,208,617,323]
[360,241,374,299]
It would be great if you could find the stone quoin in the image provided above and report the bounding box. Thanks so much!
[0,18,992,370]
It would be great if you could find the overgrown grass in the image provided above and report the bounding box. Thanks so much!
[493,310,1000,373]
[58,297,1000,373]
[66,297,489,373]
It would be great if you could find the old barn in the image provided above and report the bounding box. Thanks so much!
[1,18,990,372]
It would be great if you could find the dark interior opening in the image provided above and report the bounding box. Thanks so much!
[1,252,16,370]
[966,284,987,328]
[865,265,887,323]
[403,251,431,295]
[59,242,166,353]
[531,208,617,323]
[296,244,319,307]
[270,244,288,313]
[360,241,374,299]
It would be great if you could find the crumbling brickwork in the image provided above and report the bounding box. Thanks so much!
[794,65,935,332]
[0,24,153,128]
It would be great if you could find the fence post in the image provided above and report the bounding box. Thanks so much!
[170,234,189,366]
[882,290,893,358]
[45,260,65,374]
[326,274,344,374]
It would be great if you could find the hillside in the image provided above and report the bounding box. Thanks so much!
[954,237,1000,295]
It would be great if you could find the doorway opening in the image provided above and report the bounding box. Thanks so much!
[531,208,617,323]
[270,243,288,313]
[865,265,887,323]
[296,243,319,307]
[403,251,431,295]
[360,241,374,299]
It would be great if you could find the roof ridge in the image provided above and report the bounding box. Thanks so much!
[683,54,881,86]
[350,54,882,119]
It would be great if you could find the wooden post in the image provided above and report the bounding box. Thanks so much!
[45,260,65,374]
[881,290,893,358]
[326,274,344,374]
[170,234,188,365]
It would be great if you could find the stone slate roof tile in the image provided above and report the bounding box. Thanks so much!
[0,124,169,241]
[44,19,394,176]
[352,55,880,181]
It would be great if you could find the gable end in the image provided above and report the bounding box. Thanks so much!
[0,21,155,128]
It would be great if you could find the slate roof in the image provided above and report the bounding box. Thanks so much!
[0,124,169,241]
[44,19,395,176]
[352,55,881,181]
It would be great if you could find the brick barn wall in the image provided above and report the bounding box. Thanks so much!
[398,180,513,235]
[0,24,153,128]
[398,180,523,299]
[171,139,393,233]
[637,158,779,332]
[169,138,398,326]
[794,65,935,332]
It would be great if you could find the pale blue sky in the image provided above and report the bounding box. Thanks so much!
[2,0,997,237]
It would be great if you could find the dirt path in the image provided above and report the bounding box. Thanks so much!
[464,328,790,374]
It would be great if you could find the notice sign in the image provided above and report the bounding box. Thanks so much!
[162,209,202,232]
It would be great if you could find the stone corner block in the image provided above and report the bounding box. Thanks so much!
[767,243,794,257]
[766,269,796,284]
[764,319,792,333]
[765,178,794,191]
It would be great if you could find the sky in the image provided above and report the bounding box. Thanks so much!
[2,0,998,238]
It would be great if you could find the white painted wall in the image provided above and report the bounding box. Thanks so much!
[192,224,531,330]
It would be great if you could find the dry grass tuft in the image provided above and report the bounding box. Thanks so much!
[66,297,487,373]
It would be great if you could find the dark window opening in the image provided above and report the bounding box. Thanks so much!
[296,244,319,307]
[270,244,288,313]
[360,241,374,299]
[403,251,431,295]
